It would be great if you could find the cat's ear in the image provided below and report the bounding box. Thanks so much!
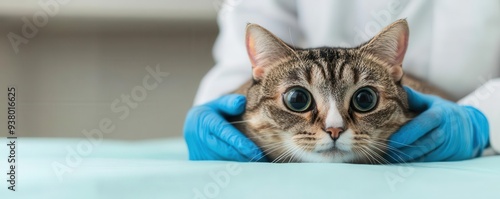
[360,19,409,82]
[246,23,296,80]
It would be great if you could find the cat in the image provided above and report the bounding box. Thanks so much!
[230,19,450,164]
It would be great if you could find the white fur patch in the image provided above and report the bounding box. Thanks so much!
[325,97,344,128]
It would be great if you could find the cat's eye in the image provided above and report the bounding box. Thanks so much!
[351,87,378,113]
[283,87,313,112]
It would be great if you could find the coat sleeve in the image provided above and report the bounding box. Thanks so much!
[194,0,303,105]
[458,78,500,154]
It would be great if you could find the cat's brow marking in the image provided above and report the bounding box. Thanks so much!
[304,66,313,84]
[335,59,347,81]
[352,67,360,84]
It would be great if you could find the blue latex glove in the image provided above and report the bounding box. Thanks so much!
[183,94,266,162]
[387,87,490,162]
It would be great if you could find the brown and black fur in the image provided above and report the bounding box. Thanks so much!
[230,19,448,163]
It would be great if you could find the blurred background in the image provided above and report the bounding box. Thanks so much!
[0,0,222,139]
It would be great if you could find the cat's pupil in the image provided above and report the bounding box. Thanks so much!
[289,91,307,108]
[351,87,378,112]
[284,87,312,112]
[357,92,373,107]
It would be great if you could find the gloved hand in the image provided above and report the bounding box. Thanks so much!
[183,94,266,162]
[387,87,490,162]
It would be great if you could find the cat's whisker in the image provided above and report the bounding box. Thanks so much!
[362,147,385,165]
[363,146,390,165]
[280,148,299,163]
[252,145,284,161]
[365,138,403,150]
[249,142,285,162]
[228,118,259,125]
[249,138,301,162]
[361,148,378,165]
[354,146,375,164]
[354,146,376,164]
[293,142,314,163]
[355,148,375,164]
[365,142,406,164]
[372,142,410,164]
[271,148,292,163]
[285,145,298,163]
[246,133,284,139]
[367,140,412,164]
[253,141,285,148]
[367,140,401,154]
[287,147,302,163]
[352,137,409,164]
[273,145,302,163]
[365,145,397,165]
[370,137,416,148]
[246,135,285,162]
[296,147,308,163]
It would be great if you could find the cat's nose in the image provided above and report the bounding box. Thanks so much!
[326,127,344,141]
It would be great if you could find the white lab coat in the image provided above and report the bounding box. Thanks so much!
[194,0,500,153]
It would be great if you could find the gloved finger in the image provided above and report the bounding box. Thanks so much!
[403,86,437,112]
[386,128,445,163]
[183,105,263,161]
[204,133,268,162]
[205,112,267,161]
[420,116,474,162]
[206,94,246,116]
[418,145,454,162]
[388,107,443,149]
[203,132,257,162]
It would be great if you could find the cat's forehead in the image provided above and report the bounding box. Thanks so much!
[274,48,386,89]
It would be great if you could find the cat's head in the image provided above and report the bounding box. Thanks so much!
[242,19,413,163]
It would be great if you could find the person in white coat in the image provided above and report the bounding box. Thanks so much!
[183,0,500,162]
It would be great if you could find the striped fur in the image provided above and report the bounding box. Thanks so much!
[231,19,445,163]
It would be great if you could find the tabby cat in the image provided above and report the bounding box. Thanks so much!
[231,19,448,163]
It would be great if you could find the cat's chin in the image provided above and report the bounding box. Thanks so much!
[298,149,356,163]
[315,146,348,154]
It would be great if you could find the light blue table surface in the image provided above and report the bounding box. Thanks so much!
[1,137,499,199]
